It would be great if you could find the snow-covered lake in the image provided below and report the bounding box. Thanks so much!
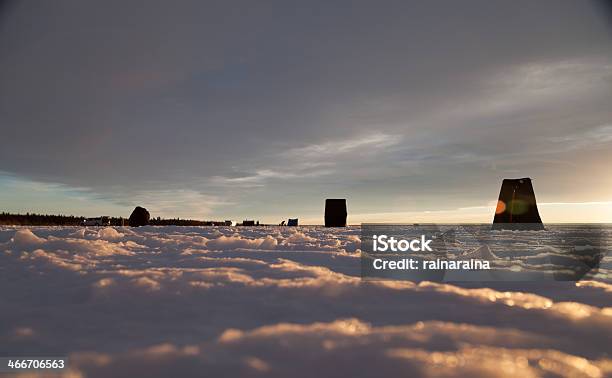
[1,226,610,377]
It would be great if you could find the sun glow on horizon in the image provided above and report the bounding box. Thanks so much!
[298,201,612,225]
[2,173,612,224]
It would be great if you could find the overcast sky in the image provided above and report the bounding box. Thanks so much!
[1,0,612,223]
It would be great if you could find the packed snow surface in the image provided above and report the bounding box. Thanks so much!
[0,226,611,377]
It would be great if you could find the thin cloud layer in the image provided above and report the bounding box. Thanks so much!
[0,1,611,220]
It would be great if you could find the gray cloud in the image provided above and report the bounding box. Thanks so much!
[0,0,611,219]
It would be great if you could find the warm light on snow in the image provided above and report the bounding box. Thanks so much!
[0,226,610,377]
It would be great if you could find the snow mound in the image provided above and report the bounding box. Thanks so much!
[98,227,124,240]
[206,235,278,250]
[11,229,45,246]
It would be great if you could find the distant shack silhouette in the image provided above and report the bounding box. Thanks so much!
[325,199,347,227]
[287,218,298,226]
[129,206,150,227]
[492,178,544,230]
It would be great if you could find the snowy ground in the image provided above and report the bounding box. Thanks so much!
[0,226,611,377]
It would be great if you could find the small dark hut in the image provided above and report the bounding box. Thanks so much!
[492,178,544,230]
[128,206,150,227]
[287,218,298,226]
[324,199,347,227]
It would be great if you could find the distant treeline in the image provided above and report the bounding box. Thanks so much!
[149,218,227,226]
[0,212,220,226]
[0,212,85,226]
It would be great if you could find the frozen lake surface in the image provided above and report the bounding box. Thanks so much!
[0,226,610,377]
